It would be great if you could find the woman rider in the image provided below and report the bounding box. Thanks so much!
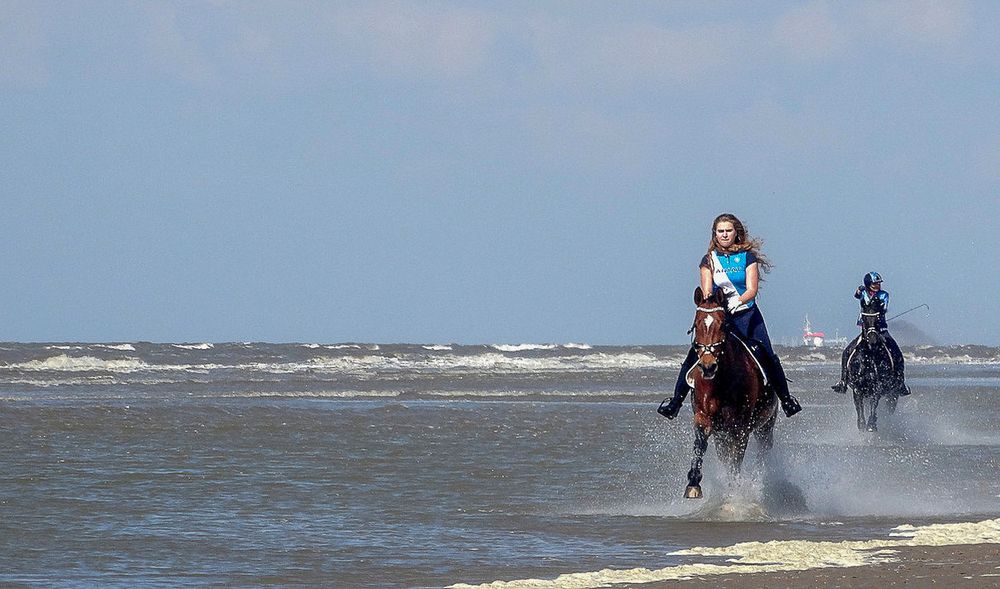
[831,271,910,395]
[658,213,802,419]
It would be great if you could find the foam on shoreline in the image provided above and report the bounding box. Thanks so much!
[448,518,1000,589]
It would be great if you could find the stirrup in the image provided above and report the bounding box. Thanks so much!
[780,396,802,417]
[657,395,685,420]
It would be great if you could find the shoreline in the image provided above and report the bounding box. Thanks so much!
[651,543,1000,588]
[449,519,1000,589]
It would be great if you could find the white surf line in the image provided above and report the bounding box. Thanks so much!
[448,518,1000,589]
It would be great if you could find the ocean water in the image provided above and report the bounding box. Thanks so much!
[1,343,998,588]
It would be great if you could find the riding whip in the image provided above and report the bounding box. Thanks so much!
[887,303,929,322]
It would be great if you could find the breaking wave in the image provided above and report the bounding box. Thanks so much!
[1,343,998,396]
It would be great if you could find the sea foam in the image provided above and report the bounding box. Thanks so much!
[448,518,1000,589]
[9,355,151,373]
[491,344,559,352]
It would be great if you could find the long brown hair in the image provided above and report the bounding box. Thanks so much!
[707,213,772,274]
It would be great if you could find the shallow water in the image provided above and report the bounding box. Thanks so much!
[0,345,997,587]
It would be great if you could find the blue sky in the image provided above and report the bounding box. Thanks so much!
[1,1,997,344]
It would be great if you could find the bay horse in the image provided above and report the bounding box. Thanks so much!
[847,297,899,432]
[683,287,777,499]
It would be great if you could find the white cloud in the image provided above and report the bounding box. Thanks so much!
[143,3,215,83]
[771,1,849,61]
[769,1,972,64]
[0,1,977,93]
[328,2,498,78]
[860,0,971,46]
[528,17,750,89]
[594,22,746,82]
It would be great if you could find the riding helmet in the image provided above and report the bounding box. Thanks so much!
[863,271,883,288]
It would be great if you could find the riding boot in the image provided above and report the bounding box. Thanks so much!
[885,335,910,396]
[831,344,852,394]
[763,354,801,417]
[894,368,911,396]
[831,363,849,394]
[658,348,697,420]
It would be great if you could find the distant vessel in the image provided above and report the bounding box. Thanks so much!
[802,316,850,348]
[803,315,825,347]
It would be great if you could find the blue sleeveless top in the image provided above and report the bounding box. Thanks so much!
[700,250,758,311]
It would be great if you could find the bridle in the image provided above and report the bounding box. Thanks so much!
[692,305,727,357]
[860,310,884,341]
[857,309,893,371]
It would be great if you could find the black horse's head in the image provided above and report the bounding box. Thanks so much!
[692,286,728,380]
[859,297,885,347]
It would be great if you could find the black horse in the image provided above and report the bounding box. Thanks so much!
[847,298,899,432]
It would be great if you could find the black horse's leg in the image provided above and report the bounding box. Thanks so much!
[867,391,880,432]
[865,361,889,432]
[883,392,898,415]
[853,387,866,431]
[685,426,709,499]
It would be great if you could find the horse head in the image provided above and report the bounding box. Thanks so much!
[692,286,728,380]
[859,297,885,347]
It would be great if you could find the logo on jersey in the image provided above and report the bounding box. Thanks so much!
[716,254,743,274]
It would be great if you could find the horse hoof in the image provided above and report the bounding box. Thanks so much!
[867,425,877,432]
[684,485,703,499]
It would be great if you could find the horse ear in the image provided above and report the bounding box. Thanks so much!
[694,286,704,304]
[715,288,726,305]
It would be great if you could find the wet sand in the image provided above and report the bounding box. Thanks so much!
[644,544,1000,588]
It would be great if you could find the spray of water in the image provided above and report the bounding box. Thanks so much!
[618,389,998,521]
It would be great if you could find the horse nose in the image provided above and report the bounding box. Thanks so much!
[700,358,718,379]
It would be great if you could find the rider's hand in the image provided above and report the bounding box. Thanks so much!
[727,297,743,313]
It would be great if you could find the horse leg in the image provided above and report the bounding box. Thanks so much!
[685,426,709,499]
[883,392,898,415]
[724,430,750,479]
[752,414,777,475]
[853,387,866,431]
[867,393,880,432]
[711,429,747,487]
